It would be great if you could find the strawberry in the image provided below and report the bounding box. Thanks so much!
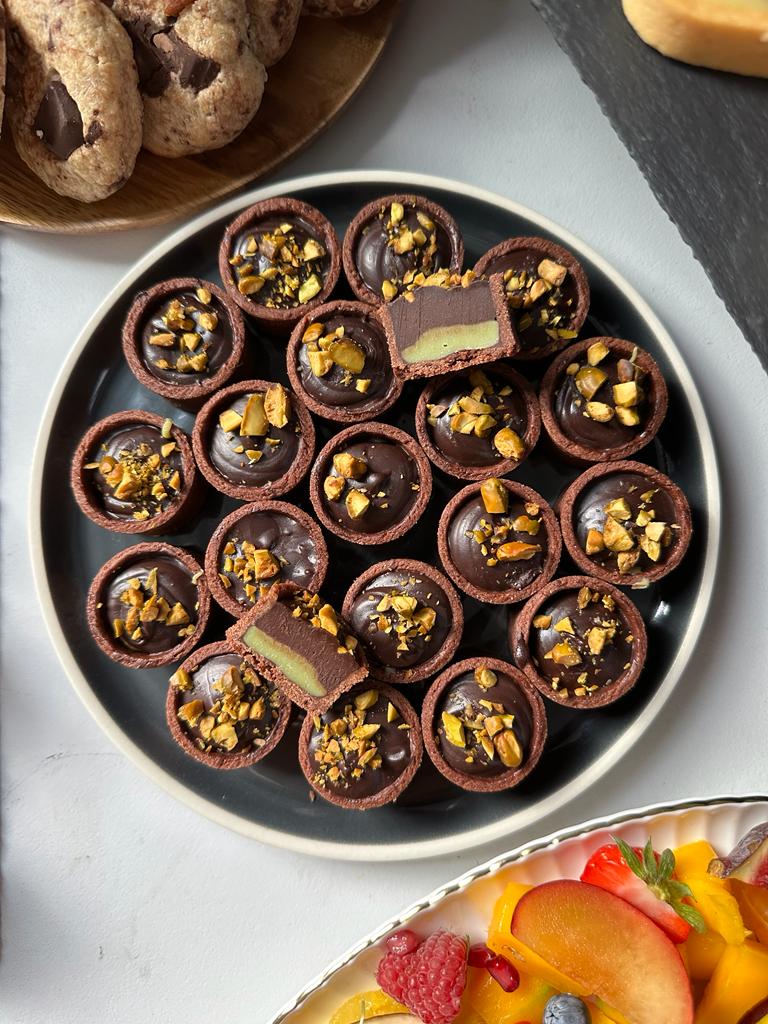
[580,836,706,943]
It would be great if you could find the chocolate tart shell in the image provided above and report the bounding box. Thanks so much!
[508,574,648,710]
[286,299,403,423]
[539,337,669,464]
[342,193,465,306]
[309,421,433,545]
[415,361,541,481]
[473,235,591,362]
[86,542,211,670]
[218,197,341,333]
[204,499,329,618]
[437,478,562,604]
[298,681,423,810]
[192,379,316,501]
[421,656,547,793]
[341,558,464,685]
[559,460,692,586]
[121,277,247,410]
[165,641,291,770]
[71,410,201,536]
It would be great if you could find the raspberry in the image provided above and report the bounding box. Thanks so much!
[376,930,468,1024]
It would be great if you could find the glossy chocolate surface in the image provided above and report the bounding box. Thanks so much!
[307,688,413,800]
[229,215,330,309]
[86,424,184,521]
[435,670,532,777]
[346,568,452,671]
[296,311,394,408]
[554,354,648,450]
[139,289,234,384]
[33,80,84,161]
[208,391,301,486]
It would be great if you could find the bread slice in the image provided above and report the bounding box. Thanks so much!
[623,0,768,77]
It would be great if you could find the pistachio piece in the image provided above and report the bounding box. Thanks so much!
[615,406,641,427]
[494,728,524,768]
[493,427,526,461]
[308,349,334,376]
[553,616,574,634]
[333,452,367,479]
[585,401,615,423]
[480,477,508,515]
[532,614,552,629]
[178,700,205,727]
[496,541,541,561]
[612,381,640,407]
[604,497,632,521]
[240,394,268,436]
[617,550,641,574]
[603,516,635,552]
[575,366,608,401]
[297,274,322,304]
[538,258,567,287]
[474,666,498,690]
[238,275,265,296]
[323,475,345,502]
[544,641,582,667]
[585,528,606,555]
[587,340,610,366]
[345,488,370,519]
[441,711,465,748]
[302,322,324,344]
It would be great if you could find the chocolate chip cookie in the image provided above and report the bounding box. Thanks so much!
[303,0,381,15]
[5,0,142,201]
[249,0,301,66]
[108,0,266,158]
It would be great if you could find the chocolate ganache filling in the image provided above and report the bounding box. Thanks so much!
[297,310,394,408]
[86,424,184,522]
[140,287,234,384]
[229,216,330,309]
[209,385,300,487]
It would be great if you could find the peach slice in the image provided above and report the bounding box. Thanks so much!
[511,880,694,1024]
[730,878,768,945]
[681,929,725,981]
[674,842,747,945]
[694,940,768,1024]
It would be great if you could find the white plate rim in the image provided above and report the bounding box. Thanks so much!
[29,169,722,861]
[267,793,768,1024]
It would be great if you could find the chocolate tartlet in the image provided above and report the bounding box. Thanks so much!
[342,193,464,305]
[421,657,547,793]
[71,410,199,535]
[438,478,561,604]
[509,575,647,709]
[205,499,329,617]
[474,236,590,360]
[540,337,669,463]
[342,559,463,685]
[192,379,315,500]
[227,582,368,713]
[218,197,341,332]
[298,683,422,810]
[559,461,692,585]
[166,642,290,770]
[415,362,541,480]
[122,277,246,408]
[286,299,402,423]
[309,421,432,545]
[87,542,210,669]
[380,271,518,381]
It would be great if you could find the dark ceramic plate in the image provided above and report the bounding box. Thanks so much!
[31,173,720,860]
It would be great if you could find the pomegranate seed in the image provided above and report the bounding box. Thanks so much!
[385,929,420,955]
[468,943,495,968]
[487,954,520,993]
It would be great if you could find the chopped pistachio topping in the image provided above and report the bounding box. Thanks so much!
[438,673,523,769]
[145,291,221,376]
[582,485,676,573]
[311,690,390,789]
[111,567,195,645]
[567,345,647,427]
[498,257,576,350]
[229,222,327,309]
[363,579,439,659]
[88,438,182,518]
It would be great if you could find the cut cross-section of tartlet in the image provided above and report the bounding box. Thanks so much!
[205,499,329,618]
[421,657,547,793]
[559,460,692,586]
[71,410,200,535]
[166,642,291,770]
[509,575,648,709]
[226,582,368,713]
[342,193,464,305]
[219,196,341,333]
[298,683,423,810]
[122,277,246,408]
[192,379,315,500]
[540,337,669,463]
[309,421,432,545]
[342,559,464,685]
[286,299,402,423]
[86,542,210,669]
[438,477,561,604]
[474,235,590,360]
[415,362,541,480]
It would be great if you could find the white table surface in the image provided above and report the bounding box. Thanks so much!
[2,2,767,1021]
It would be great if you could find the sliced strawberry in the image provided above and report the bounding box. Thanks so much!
[580,836,706,943]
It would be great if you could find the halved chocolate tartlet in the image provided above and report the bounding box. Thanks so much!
[227,582,368,713]
[219,197,341,332]
[205,499,329,617]
[286,299,402,423]
[298,682,422,810]
[71,410,200,535]
[309,421,432,545]
[559,460,692,585]
[415,362,541,480]
[421,657,547,793]
[438,478,561,604]
[166,641,290,770]
[509,575,647,709]
[342,193,464,305]
[342,559,463,685]
[539,337,669,464]
[122,277,246,408]
[87,542,210,669]
[192,379,315,501]
[474,236,590,360]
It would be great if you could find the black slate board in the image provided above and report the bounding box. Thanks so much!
[531,0,768,372]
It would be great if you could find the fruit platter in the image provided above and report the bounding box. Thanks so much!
[268,797,768,1024]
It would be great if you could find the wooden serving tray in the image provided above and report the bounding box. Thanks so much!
[0,0,399,234]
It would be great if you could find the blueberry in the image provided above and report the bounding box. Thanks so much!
[543,993,590,1024]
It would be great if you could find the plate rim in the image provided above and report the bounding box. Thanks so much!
[29,169,723,861]
[266,793,768,1024]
